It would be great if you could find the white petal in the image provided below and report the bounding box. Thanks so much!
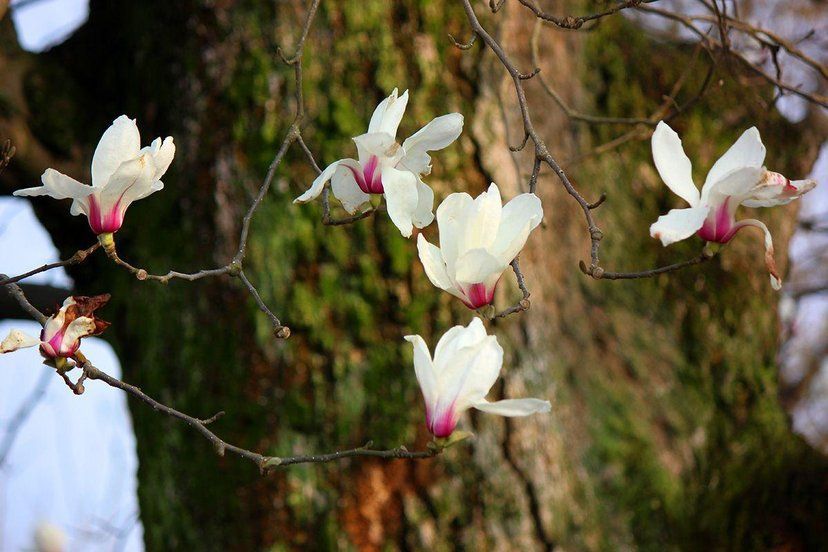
[649,206,709,246]
[353,132,399,165]
[433,318,489,373]
[149,136,175,180]
[456,183,502,255]
[91,115,141,187]
[367,88,408,138]
[703,127,766,193]
[473,398,551,417]
[404,334,438,413]
[60,317,97,352]
[0,329,40,353]
[411,177,435,228]
[331,162,370,213]
[399,113,464,174]
[651,121,700,207]
[704,166,765,206]
[491,192,543,264]
[454,248,505,287]
[15,168,92,201]
[417,234,453,291]
[98,154,157,213]
[381,166,419,237]
[435,191,474,272]
[439,333,504,413]
[294,159,345,204]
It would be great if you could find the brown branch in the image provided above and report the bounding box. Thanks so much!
[517,0,654,30]
[0,243,100,286]
[636,4,828,108]
[459,0,725,282]
[492,257,531,319]
[578,249,713,280]
[78,358,439,471]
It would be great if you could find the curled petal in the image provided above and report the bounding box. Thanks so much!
[733,218,782,290]
[651,121,700,207]
[473,398,551,417]
[294,159,346,204]
[0,330,40,354]
[650,206,709,246]
[741,174,817,208]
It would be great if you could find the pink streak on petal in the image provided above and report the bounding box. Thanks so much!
[697,197,736,243]
[361,155,384,194]
[460,282,497,309]
[428,404,458,438]
[87,195,125,234]
[39,328,79,358]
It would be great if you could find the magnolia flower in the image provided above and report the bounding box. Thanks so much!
[405,318,550,438]
[649,121,816,289]
[294,88,463,237]
[417,183,543,309]
[14,115,175,235]
[0,295,110,360]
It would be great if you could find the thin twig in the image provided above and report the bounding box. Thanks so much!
[0,244,100,286]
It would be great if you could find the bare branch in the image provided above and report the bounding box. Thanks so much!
[0,243,100,286]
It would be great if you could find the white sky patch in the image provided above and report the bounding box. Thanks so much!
[11,0,89,53]
[0,197,72,288]
[0,323,144,552]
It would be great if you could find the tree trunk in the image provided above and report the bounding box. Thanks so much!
[2,0,826,550]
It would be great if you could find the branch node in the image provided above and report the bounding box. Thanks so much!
[590,228,603,241]
[519,298,531,310]
[274,326,291,339]
[136,269,148,281]
[591,266,605,279]
[587,192,607,209]
[518,67,541,80]
[227,261,243,277]
[510,133,530,152]
[448,32,477,50]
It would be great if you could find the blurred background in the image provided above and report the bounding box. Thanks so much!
[0,0,826,550]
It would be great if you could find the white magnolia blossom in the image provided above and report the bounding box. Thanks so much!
[0,295,109,359]
[649,121,816,289]
[405,318,550,438]
[15,115,175,235]
[417,183,543,309]
[294,88,464,237]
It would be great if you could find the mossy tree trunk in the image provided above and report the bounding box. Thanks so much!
[1,1,826,550]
